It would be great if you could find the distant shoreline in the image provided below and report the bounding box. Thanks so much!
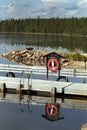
[0,32,87,37]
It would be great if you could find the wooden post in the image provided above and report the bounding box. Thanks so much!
[58,69,60,78]
[50,87,56,103]
[84,60,86,69]
[46,57,49,80]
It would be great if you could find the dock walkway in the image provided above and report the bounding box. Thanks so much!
[0,64,87,97]
[0,76,87,96]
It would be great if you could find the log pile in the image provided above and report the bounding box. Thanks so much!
[2,49,46,66]
[2,49,86,69]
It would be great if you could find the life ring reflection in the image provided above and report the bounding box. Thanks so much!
[46,103,59,116]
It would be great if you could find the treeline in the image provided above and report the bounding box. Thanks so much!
[0,17,87,35]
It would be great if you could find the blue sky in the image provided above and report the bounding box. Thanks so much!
[0,0,87,19]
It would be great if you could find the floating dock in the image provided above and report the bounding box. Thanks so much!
[0,64,87,98]
[0,76,87,96]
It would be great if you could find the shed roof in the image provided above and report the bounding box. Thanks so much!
[43,51,65,59]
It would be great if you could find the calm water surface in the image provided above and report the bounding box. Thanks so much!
[0,102,87,130]
[0,34,87,130]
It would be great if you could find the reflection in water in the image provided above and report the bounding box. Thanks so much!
[0,34,87,53]
[1,89,87,123]
[42,103,64,122]
[0,91,87,130]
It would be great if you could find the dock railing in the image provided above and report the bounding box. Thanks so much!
[0,63,86,78]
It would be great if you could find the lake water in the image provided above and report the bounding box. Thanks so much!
[0,34,87,130]
[0,101,87,130]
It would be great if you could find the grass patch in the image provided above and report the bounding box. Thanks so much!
[62,53,87,61]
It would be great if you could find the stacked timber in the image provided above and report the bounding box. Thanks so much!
[2,49,46,66]
[2,48,87,68]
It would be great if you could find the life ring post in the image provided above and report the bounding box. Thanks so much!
[43,52,65,80]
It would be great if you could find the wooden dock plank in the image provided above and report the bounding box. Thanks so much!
[32,79,71,92]
[64,83,87,96]
[32,80,87,96]
[0,76,87,96]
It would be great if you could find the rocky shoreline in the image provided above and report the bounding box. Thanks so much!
[2,48,87,69]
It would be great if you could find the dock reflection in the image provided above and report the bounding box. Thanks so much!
[0,91,87,122]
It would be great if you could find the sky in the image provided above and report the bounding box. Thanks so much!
[0,0,87,19]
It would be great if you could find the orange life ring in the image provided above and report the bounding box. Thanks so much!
[46,103,59,116]
[47,58,60,72]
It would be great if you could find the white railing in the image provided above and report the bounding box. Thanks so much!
[0,63,87,78]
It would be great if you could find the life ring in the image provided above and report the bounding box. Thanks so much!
[6,72,15,77]
[46,103,59,116]
[47,58,60,72]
